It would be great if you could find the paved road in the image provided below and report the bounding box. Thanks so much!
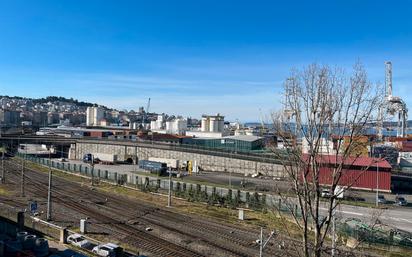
[325,203,412,233]
[55,158,412,233]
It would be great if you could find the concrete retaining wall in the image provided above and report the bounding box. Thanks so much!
[72,142,286,177]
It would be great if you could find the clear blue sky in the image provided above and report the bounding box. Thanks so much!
[0,0,412,122]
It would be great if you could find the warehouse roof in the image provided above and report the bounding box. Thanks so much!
[303,154,392,169]
[223,135,263,142]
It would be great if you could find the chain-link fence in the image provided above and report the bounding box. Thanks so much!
[17,154,412,250]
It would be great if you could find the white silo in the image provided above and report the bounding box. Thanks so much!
[201,117,209,132]
[210,117,219,132]
[156,115,164,129]
[150,120,157,130]
[166,121,172,132]
[176,118,187,134]
[218,119,224,132]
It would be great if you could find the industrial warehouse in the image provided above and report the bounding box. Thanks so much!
[2,2,412,256]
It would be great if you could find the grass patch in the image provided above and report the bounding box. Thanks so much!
[18,158,412,257]
[0,186,10,196]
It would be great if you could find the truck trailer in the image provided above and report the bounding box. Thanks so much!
[83,153,117,164]
[138,160,167,176]
[148,157,180,170]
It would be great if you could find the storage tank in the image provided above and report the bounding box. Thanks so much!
[176,119,187,134]
[150,120,157,130]
[156,120,163,129]
[210,117,219,132]
[166,121,172,132]
[201,117,209,132]
[218,119,224,132]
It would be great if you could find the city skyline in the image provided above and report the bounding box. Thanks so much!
[1,1,412,121]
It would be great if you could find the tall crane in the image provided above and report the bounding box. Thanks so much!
[377,62,408,139]
[141,98,151,129]
[259,108,266,137]
[145,97,151,122]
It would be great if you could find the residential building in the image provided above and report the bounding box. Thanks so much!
[86,106,105,126]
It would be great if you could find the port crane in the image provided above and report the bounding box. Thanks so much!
[140,97,151,129]
[377,62,408,139]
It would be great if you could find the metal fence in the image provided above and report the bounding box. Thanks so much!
[339,218,412,248]
[18,154,412,250]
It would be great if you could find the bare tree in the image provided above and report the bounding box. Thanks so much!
[272,63,383,257]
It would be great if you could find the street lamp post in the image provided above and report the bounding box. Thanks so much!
[376,154,380,207]
[167,168,172,207]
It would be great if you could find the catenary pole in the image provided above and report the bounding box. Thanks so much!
[167,169,172,207]
[1,144,5,183]
[46,150,53,221]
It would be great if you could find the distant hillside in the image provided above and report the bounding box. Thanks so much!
[0,95,101,108]
[32,96,97,107]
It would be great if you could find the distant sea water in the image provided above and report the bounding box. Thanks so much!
[244,122,410,137]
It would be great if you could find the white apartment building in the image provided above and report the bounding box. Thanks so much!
[86,106,105,126]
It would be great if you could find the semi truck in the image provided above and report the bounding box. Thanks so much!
[147,157,193,172]
[83,153,117,164]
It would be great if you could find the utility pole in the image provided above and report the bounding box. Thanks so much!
[376,154,380,207]
[167,169,172,207]
[21,148,26,197]
[1,144,5,183]
[258,227,275,257]
[46,150,52,221]
[91,154,95,186]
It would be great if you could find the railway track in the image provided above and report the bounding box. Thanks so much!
[16,159,299,256]
[3,161,204,257]
[1,159,369,257]
[3,160,275,256]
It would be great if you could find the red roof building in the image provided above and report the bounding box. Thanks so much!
[303,155,392,192]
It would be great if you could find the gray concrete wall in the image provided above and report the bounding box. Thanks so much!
[72,142,286,177]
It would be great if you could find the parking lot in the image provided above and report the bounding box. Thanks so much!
[53,158,412,207]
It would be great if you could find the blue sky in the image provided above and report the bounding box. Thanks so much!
[0,0,412,122]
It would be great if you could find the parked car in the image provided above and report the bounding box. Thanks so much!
[321,189,331,198]
[92,243,122,257]
[67,234,91,248]
[377,195,387,204]
[395,195,408,206]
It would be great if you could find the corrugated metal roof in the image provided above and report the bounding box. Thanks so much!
[303,154,392,169]
[224,135,263,142]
